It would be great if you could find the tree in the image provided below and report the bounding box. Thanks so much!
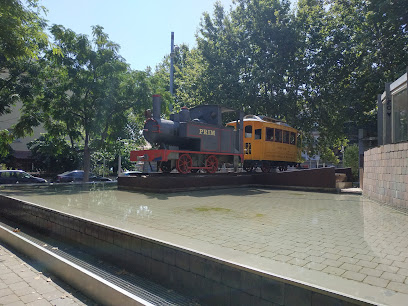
[0,0,50,157]
[27,134,81,173]
[17,25,151,181]
[344,144,359,180]
[291,0,408,159]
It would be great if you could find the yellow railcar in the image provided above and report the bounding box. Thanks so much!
[227,115,300,172]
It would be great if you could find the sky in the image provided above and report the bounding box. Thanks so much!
[40,0,234,71]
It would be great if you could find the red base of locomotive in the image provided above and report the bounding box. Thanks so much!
[130,149,243,174]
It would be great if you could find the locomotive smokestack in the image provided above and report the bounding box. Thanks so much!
[152,95,161,120]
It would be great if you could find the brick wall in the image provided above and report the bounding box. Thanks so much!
[363,142,408,210]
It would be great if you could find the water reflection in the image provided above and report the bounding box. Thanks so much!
[136,206,152,218]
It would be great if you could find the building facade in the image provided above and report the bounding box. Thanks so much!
[364,69,408,210]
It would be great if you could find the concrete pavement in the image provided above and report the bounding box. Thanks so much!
[0,242,93,306]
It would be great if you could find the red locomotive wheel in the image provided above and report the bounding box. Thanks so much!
[176,154,192,174]
[205,155,218,173]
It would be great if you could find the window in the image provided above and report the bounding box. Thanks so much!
[290,132,296,145]
[266,128,274,141]
[283,131,290,144]
[245,125,252,138]
[275,129,282,142]
[245,143,252,155]
[392,88,408,142]
[255,129,262,140]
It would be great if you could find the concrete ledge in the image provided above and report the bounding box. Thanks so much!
[0,224,152,306]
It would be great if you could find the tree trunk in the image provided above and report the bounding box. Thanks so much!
[83,131,91,183]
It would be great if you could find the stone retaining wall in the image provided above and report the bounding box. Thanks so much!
[363,142,408,210]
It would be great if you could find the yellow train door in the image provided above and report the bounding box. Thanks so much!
[251,124,263,161]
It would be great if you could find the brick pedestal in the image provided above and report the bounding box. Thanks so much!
[363,142,408,210]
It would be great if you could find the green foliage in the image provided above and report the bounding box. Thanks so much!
[156,0,408,157]
[0,0,48,62]
[0,129,13,158]
[27,134,81,173]
[0,0,51,158]
[344,144,359,180]
[0,0,50,114]
[17,25,152,180]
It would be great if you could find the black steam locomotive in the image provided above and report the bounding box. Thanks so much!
[130,95,244,173]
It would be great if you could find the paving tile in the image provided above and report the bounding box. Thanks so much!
[322,253,341,260]
[305,255,325,264]
[363,276,390,288]
[394,261,408,270]
[386,282,408,294]
[258,251,276,259]
[1,293,20,304]
[357,260,378,269]
[376,263,400,273]
[8,281,29,291]
[321,258,343,268]
[290,252,309,260]
[360,267,383,277]
[0,288,13,298]
[342,271,367,282]
[26,300,53,306]
[6,301,25,306]
[339,263,363,273]
[272,254,293,263]
[381,271,406,283]
[322,266,345,276]
[339,256,359,264]
[246,248,264,255]
[372,257,393,265]
[0,243,90,306]
[305,262,327,271]
[397,268,408,277]
[386,254,407,262]
[287,258,310,267]
[354,254,375,261]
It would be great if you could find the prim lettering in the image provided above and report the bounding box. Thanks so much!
[199,129,216,136]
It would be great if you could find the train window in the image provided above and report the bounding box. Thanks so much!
[255,129,262,140]
[275,129,282,142]
[266,128,274,141]
[283,131,290,144]
[290,132,296,145]
[245,142,251,154]
[245,125,252,138]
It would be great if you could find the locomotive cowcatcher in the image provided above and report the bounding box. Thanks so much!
[130,95,244,174]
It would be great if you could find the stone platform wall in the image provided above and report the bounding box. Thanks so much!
[118,167,337,193]
[363,142,408,210]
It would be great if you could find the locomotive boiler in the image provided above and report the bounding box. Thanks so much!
[130,95,244,174]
